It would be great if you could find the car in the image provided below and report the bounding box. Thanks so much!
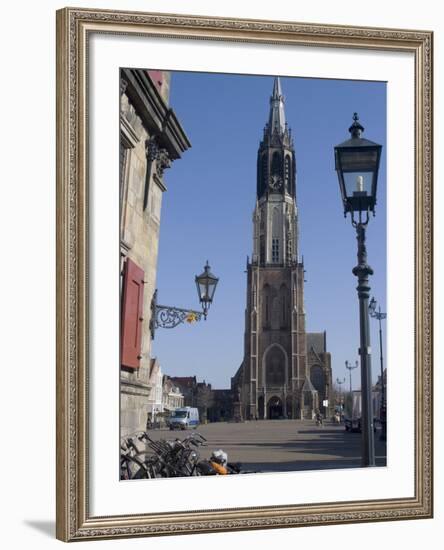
[344,417,378,432]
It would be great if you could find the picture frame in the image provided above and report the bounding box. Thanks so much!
[56,7,433,542]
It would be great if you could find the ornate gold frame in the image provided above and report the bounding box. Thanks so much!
[56,7,433,542]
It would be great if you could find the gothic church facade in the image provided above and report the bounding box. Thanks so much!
[233,78,332,421]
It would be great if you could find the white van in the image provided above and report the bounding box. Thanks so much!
[168,407,199,430]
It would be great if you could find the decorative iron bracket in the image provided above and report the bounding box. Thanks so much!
[150,290,203,339]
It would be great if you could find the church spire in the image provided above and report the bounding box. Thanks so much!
[257,77,296,200]
[268,77,286,135]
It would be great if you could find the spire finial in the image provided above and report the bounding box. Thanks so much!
[272,76,282,99]
[349,112,365,138]
[268,76,286,135]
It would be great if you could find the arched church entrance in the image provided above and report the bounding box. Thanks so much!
[265,345,286,386]
[268,396,283,419]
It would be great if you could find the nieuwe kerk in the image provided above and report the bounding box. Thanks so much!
[119,71,334,433]
[231,78,333,421]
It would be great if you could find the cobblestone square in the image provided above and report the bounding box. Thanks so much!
[147,419,387,473]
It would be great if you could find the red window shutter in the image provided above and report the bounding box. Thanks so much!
[121,258,145,369]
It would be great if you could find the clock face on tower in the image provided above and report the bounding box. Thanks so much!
[269,174,283,191]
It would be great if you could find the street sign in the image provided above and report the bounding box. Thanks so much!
[323,400,329,407]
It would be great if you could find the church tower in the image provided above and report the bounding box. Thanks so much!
[234,78,331,421]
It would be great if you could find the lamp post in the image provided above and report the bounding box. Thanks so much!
[150,261,219,338]
[369,297,387,441]
[336,377,345,418]
[345,360,358,394]
[345,360,358,419]
[334,113,382,467]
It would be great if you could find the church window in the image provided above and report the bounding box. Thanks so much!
[272,238,279,263]
[310,365,325,394]
[287,238,292,261]
[271,151,282,177]
[266,347,286,386]
[304,392,313,407]
[280,284,288,327]
[284,155,291,190]
[261,154,268,194]
[260,234,265,264]
[262,284,271,328]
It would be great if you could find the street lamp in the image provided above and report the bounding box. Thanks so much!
[195,261,219,318]
[345,360,358,394]
[334,113,382,467]
[345,360,358,419]
[369,297,387,441]
[334,113,382,219]
[150,261,219,338]
[336,377,346,418]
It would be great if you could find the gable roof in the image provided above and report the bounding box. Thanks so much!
[301,376,317,393]
[307,332,326,354]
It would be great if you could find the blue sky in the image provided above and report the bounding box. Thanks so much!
[151,71,387,391]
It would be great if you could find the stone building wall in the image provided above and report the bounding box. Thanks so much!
[120,90,155,435]
[120,68,190,438]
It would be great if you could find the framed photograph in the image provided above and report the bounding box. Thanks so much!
[56,7,433,542]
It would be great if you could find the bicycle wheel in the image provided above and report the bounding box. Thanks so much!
[120,452,154,480]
